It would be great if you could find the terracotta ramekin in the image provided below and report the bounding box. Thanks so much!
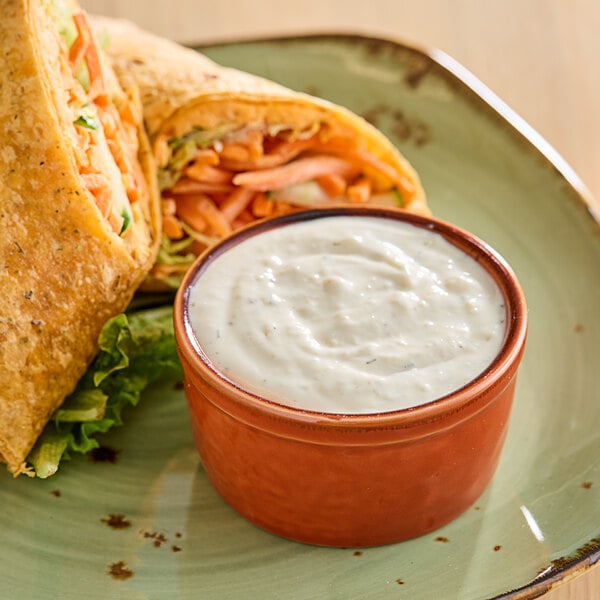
[174,207,528,547]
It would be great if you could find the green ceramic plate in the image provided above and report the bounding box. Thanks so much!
[2,35,599,600]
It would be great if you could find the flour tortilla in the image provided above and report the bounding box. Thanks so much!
[93,16,429,216]
[0,0,160,475]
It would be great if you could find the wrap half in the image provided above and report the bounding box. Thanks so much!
[0,0,160,475]
[93,17,429,289]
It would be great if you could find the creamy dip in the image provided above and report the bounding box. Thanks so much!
[187,215,506,414]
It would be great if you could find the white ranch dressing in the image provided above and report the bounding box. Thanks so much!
[187,216,506,414]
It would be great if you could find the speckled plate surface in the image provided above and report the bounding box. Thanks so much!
[2,35,599,600]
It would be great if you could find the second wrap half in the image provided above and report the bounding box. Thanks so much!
[93,17,429,289]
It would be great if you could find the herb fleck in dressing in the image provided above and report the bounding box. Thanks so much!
[188,216,506,414]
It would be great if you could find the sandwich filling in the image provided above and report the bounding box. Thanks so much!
[55,1,144,236]
[153,122,417,288]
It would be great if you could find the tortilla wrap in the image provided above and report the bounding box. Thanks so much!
[92,17,429,289]
[0,0,160,475]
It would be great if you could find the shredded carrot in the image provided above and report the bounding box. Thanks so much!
[186,163,233,184]
[81,172,110,191]
[272,201,294,216]
[74,128,92,168]
[190,239,210,255]
[316,173,347,197]
[69,13,90,73]
[176,195,231,237]
[318,139,414,197]
[75,12,107,101]
[118,101,137,126]
[162,198,177,216]
[152,263,190,279]
[126,187,140,204]
[244,129,264,159]
[198,197,232,236]
[63,11,146,236]
[353,150,414,198]
[93,190,112,219]
[162,214,184,239]
[207,192,230,206]
[84,179,111,219]
[118,119,138,148]
[106,137,124,169]
[159,122,420,269]
[107,212,124,234]
[171,177,234,195]
[250,193,274,218]
[175,195,208,233]
[238,209,255,223]
[100,108,117,138]
[219,138,314,171]
[313,135,359,156]
[231,209,255,230]
[193,148,220,166]
[123,173,141,203]
[233,155,358,192]
[220,187,255,222]
[347,177,372,203]
[219,143,250,162]
[67,84,87,107]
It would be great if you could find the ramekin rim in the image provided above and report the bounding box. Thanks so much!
[174,206,528,429]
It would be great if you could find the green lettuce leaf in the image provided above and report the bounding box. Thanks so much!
[74,104,100,130]
[27,305,182,478]
[158,123,239,192]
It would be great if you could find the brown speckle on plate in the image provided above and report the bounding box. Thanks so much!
[353,550,363,557]
[574,323,585,333]
[494,545,502,552]
[90,445,120,464]
[362,104,387,127]
[143,531,168,548]
[363,38,387,57]
[392,111,431,146]
[303,86,321,98]
[435,536,450,543]
[361,105,431,146]
[581,481,593,489]
[404,58,432,89]
[101,514,132,530]
[50,489,61,498]
[107,561,134,581]
[172,545,182,553]
[396,578,405,585]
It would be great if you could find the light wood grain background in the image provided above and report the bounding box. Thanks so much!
[81,1,599,597]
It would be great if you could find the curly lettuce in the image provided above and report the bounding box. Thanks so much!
[27,305,182,478]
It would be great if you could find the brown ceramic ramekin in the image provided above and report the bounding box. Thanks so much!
[174,207,528,547]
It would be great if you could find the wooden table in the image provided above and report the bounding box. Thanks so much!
[82,1,600,597]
